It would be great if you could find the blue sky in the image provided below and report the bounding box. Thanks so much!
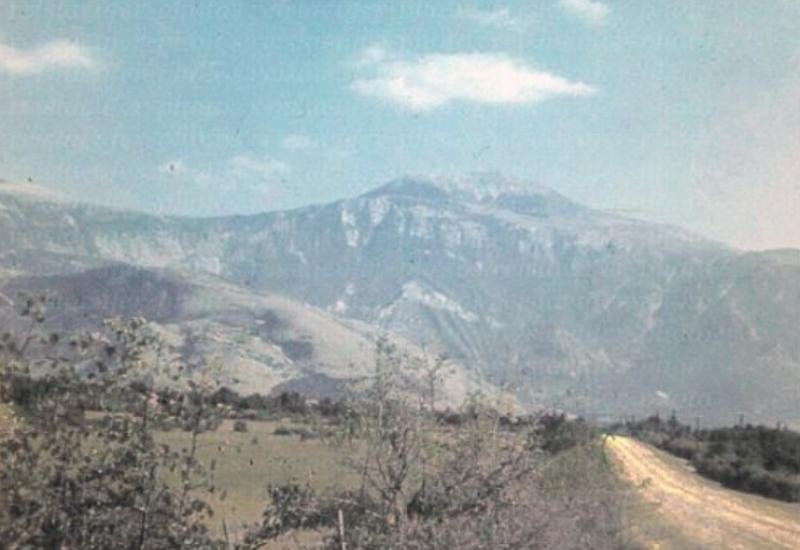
[1,1,799,249]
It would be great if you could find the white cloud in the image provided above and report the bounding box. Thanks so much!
[560,0,609,27]
[357,44,389,66]
[157,154,291,194]
[352,48,594,111]
[0,39,96,75]
[458,7,534,33]
[281,134,315,151]
[229,155,291,179]
[157,159,208,187]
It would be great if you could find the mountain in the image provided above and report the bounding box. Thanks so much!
[0,263,493,405]
[1,174,798,424]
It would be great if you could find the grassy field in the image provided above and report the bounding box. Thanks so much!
[0,403,653,548]
[158,420,654,547]
[4,408,344,543]
[157,419,634,545]
[156,418,358,540]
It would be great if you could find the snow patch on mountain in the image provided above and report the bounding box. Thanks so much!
[381,281,479,323]
[428,172,555,202]
[367,196,391,226]
[340,207,360,247]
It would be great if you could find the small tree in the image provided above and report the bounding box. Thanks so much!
[243,338,627,549]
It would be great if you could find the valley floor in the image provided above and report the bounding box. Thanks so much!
[607,436,800,550]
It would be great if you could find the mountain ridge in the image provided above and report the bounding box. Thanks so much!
[0,174,722,249]
[1,174,798,424]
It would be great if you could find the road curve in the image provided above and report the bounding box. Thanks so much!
[606,435,800,550]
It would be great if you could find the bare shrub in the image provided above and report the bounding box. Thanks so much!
[242,338,628,549]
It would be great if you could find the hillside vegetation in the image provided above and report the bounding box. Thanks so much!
[0,301,630,548]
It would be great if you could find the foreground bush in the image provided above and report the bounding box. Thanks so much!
[0,300,225,549]
[242,340,628,549]
[1,297,630,549]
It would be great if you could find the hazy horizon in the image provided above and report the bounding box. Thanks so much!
[2,1,799,250]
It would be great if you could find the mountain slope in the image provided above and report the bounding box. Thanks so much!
[0,264,493,404]
[1,175,798,423]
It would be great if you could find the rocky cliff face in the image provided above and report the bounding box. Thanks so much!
[2,174,798,423]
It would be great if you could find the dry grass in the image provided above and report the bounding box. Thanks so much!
[0,402,14,438]
[155,418,357,541]
[157,420,633,547]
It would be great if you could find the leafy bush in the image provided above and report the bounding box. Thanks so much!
[537,413,595,454]
[242,484,331,543]
[0,298,226,548]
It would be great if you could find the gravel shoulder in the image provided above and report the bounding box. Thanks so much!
[606,435,800,550]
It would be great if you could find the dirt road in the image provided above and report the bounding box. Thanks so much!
[606,435,800,549]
